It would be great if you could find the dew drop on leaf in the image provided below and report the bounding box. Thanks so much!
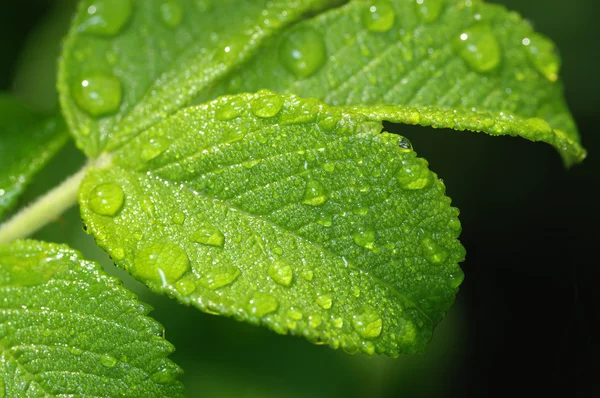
[79,0,132,36]
[73,75,122,116]
[247,292,279,317]
[175,279,197,296]
[454,23,501,72]
[88,183,124,216]
[421,236,449,265]
[352,308,383,339]
[448,269,465,289]
[171,210,186,225]
[287,308,303,320]
[141,136,172,162]
[250,94,284,118]
[302,180,328,206]
[316,211,333,227]
[333,317,344,328]
[526,117,553,135]
[151,366,178,384]
[112,247,125,260]
[352,227,376,250]
[191,223,225,248]
[215,98,244,121]
[309,314,322,328]
[315,293,333,309]
[522,33,560,82]
[201,265,240,290]
[415,0,444,23]
[362,1,396,33]
[132,243,190,286]
[278,27,327,78]
[397,135,413,150]
[100,353,117,368]
[301,269,314,281]
[139,195,155,217]
[159,0,183,28]
[396,157,433,190]
[268,260,294,287]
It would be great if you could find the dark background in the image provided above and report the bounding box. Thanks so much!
[1,1,598,397]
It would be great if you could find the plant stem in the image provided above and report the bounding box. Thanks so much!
[0,165,89,244]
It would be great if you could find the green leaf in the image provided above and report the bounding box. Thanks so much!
[200,0,585,165]
[0,240,184,397]
[58,0,343,158]
[78,92,465,356]
[0,95,68,220]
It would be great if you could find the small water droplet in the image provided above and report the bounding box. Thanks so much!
[69,347,83,356]
[315,293,333,309]
[317,212,333,227]
[171,210,186,225]
[309,314,322,328]
[151,365,178,384]
[415,0,444,23]
[352,206,368,216]
[201,265,241,290]
[448,217,462,233]
[215,98,245,121]
[140,195,155,217]
[79,0,133,36]
[352,227,376,250]
[322,162,335,172]
[421,236,449,265]
[449,269,464,289]
[362,1,396,33]
[132,243,190,285]
[74,74,122,116]
[141,136,171,162]
[522,33,560,82]
[112,247,125,260]
[242,159,261,169]
[175,279,196,296]
[247,292,279,317]
[268,260,294,287]
[191,223,225,248]
[88,183,124,216]
[352,308,383,339]
[301,269,314,281]
[526,117,552,135]
[397,135,413,150]
[251,95,284,118]
[333,317,344,328]
[159,0,183,28]
[454,23,501,72]
[279,26,327,78]
[100,353,117,368]
[302,180,328,206]
[352,286,361,297]
[396,156,433,190]
[287,308,303,320]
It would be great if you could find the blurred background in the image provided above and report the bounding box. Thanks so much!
[1,1,597,396]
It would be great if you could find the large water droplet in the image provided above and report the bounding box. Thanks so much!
[522,34,560,82]
[278,27,327,78]
[100,353,117,368]
[88,183,124,216]
[268,260,293,287]
[191,223,225,248]
[362,1,395,33]
[79,0,133,36]
[215,98,245,121]
[302,180,328,206]
[315,293,333,309]
[159,0,183,28]
[397,135,413,151]
[421,236,449,265]
[247,292,279,317]
[352,227,376,250]
[251,95,284,118]
[201,265,240,289]
[352,308,383,339]
[396,157,433,190]
[74,75,122,116]
[141,136,171,162]
[415,0,444,23]
[132,243,190,285]
[454,24,501,72]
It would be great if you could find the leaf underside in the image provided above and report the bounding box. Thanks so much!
[0,240,184,397]
[0,95,68,220]
[79,92,465,356]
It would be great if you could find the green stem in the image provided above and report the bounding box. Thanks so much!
[0,165,89,244]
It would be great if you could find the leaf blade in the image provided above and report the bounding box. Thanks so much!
[79,92,465,356]
[0,240,184,397]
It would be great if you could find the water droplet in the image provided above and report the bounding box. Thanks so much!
[151,365,178,384]
[352,286,361,297]
[454,24,501,72]
[352,206,368,216]
[362,1,396,33]
[100,353,117,368]
[112,247,125,260]
[171,210,186,225]
[526,117,552,135]
[415,0,444,23]
[301,270,314,281]
[333,317,344,328]
[309,314,322,328]
[317,212,333,227]
[448,217,462,233]
[242,159,261,169]
[159,0,183,28]
[315,293,332,309]
[140,195,155,217]
[141,136,171,162]
[352,308,383,339]
[352,227,376,250]
[132,243,190,285]
[191,223,225,248]
[251,95,284,118]
[278,26,327,78]
[74,74,122,116]
[421,236,449,265]
[79,0,133,36]
[522,33,560,82]
[397,135,413,150]
[88,183,124,216]
[322,162,335,172]
[287,308,303,320]
[247,292,279,317]
[68,347,83,356]
[174,279,196,296]
[302,180,328,206]
[396,157,433,190]
[448,269,464,289]
[215,98,245,121]
[268,260,294,287]
[201,265,241,290]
